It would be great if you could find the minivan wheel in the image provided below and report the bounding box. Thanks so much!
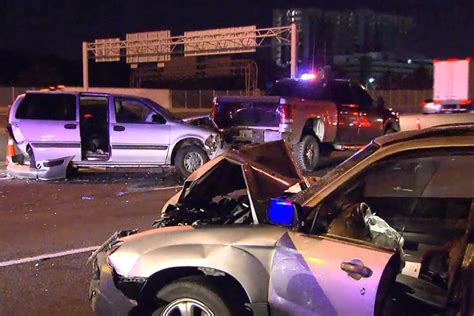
[294,135,319,173]
[175,145,209,179]
[153,276,233,316]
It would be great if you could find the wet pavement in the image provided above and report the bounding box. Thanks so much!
[0,147,351,315]
[0,168,182,315]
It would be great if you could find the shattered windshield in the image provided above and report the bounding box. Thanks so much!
[293,142,380,205]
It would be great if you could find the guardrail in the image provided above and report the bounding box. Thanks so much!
[0,86,432,113]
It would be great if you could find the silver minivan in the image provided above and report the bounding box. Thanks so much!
[8,91,221,179]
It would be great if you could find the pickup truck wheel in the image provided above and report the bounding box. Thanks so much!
[175,145,209,179]
[295,135,319,173]
[153,276,233,316]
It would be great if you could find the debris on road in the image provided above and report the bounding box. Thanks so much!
[81,196,95,201]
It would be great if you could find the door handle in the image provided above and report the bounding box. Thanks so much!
[114,125,126,132]
[64,123,77,130]
[341,260,373,279]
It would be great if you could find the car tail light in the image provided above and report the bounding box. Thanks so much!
[278,104,292,124]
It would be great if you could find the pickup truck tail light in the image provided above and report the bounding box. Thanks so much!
[278,104,292,124]
[211,103,216,121]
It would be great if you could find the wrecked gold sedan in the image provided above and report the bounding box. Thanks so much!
[89,125,474,316]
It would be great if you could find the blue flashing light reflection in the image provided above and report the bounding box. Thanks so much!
[268,199,294,227]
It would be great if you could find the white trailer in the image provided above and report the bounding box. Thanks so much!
[424,58,474,113]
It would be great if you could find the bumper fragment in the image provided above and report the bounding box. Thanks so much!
[6,156,73,180]
[90,252,138,315]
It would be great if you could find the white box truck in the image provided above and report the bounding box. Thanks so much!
[400,57,474,131]
[423,57,474,113]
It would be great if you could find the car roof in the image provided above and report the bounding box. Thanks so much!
[375,123,474,146]
[25,90,149,100]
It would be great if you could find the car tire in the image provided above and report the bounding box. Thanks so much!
[294,135,319,173]
[153,276,233,316]
[174,145,209,179]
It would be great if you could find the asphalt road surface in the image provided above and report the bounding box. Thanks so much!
[0,149,353,316]
[0,110,352,315]
[0,169,184,315]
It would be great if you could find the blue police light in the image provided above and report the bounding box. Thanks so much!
[268,199,295,227]
[300,73,317,81]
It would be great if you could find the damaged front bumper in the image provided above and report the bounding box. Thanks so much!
[89,229,143,315]
[89,252,140,316]
[6,156,73,181]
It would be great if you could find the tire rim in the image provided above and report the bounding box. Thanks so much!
[161,298,214,316]
[183,152,204,173]
[304,143,315,166]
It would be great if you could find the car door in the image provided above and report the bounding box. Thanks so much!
[353,85,384,143]
[269,231,394,316]
[109,97,170,164]
[329,81,361,144]
[11,93,81,163]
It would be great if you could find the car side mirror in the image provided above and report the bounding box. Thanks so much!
[267,199,300,228]
[152,114,166,124]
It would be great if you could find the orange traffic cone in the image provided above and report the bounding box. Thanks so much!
[415,118,421,130]
[5,136,15,165]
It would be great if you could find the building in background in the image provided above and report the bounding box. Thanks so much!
[333,52,432,88]
[272,7,415,71]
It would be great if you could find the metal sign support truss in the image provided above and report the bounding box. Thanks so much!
[82,24,297,90]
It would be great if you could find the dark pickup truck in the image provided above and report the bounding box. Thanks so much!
[212,78,399,173]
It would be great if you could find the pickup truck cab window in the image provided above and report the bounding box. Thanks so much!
[352,84,374,108]
[327,81,355,105]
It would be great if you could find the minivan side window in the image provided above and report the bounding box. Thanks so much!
[16,94,76,120]
[114,98,162,123]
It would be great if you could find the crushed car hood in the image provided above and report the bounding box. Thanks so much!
[164,140,306,224]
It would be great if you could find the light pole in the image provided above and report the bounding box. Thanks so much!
[82,42,89,91]
[290,23,298,79]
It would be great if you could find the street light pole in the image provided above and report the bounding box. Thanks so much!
[82,42,89,91]
[290,23,298,79]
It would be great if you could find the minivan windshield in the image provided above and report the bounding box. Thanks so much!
[143,98,178,120]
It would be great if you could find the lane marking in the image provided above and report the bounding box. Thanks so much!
[117,185,182,196]
[150,185,182,191]
[0,246,99,267]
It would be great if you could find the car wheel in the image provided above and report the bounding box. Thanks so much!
[294,135,319,173]
[153,276,233,316]
[175,145,209,179]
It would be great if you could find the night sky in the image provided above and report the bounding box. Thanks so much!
[1,0,473,60]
